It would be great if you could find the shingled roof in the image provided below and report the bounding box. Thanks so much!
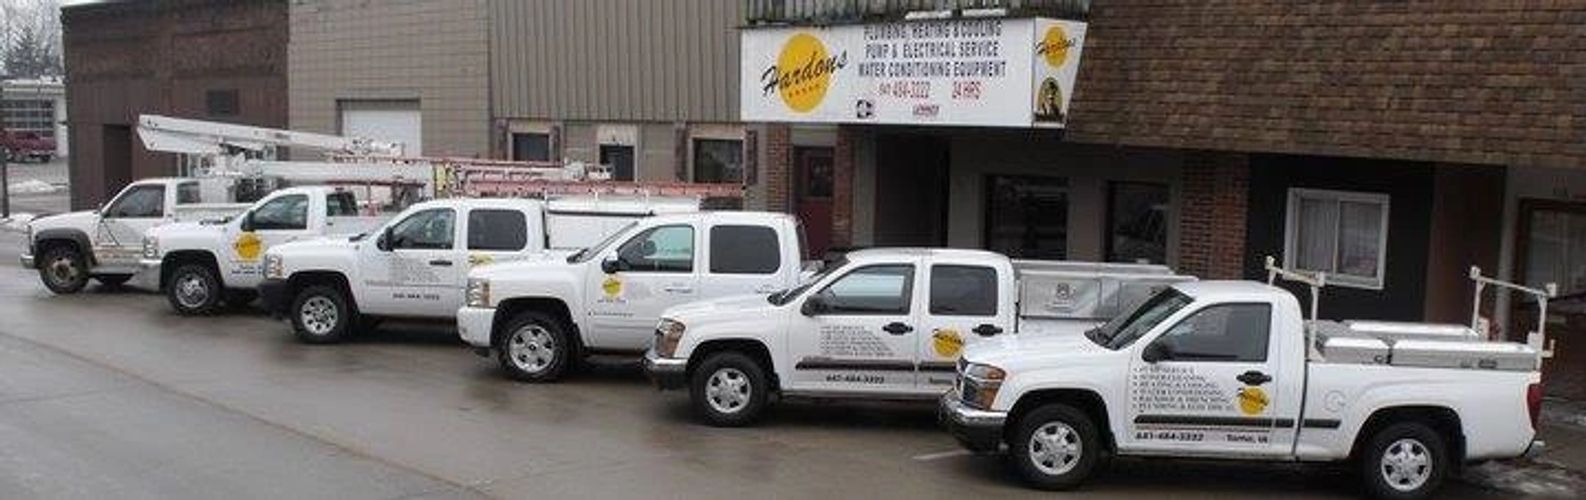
[1066,1,1586,169]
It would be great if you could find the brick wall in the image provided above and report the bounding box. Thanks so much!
[1178,151,1249,279]
[1068,1,1586,169]
[831,126,856,248]
[762,124,793,213]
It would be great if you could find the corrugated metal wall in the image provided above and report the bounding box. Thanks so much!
[490,0,742,123]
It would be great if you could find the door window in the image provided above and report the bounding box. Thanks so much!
[709,225,780,274]
[929,265,997,316]
[1147,304,1272,362]
[388,208,456,250]
[105,185,165,218]
[468,209,529,251]
[327,192,358,216]
[176,182,202,205]
[814,264,914,315]
[251,194,310,230]
[617,225,694,272]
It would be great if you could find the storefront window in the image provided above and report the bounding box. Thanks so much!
[984,175,1068,260]
[600,144,635,181]
[1524,207,1586,295]
[1107,182,1170,264]
[512,133,550,162]
[693,139,743,184]
[1284,188,1389,289]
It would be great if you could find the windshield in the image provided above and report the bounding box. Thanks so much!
[1088,288,1193,350]
[569,221,638,264]
[768,256,847,305]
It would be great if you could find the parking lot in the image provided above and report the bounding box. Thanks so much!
[0,229,1536,499]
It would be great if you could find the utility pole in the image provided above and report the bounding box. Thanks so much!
[1,81,10,219]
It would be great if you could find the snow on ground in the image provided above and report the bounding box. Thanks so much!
[7,179,63,195]
[1464,459,1586,497]
[1,213,36,233]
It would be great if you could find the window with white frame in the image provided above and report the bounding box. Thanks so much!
[1283,188,1390,289]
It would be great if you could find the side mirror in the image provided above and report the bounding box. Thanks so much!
[376,227,394,251]
[801,294,830,316]
[239,212,255,232]
[1142,341,1172,363]
[600,257,626,274]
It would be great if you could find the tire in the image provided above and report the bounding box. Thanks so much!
[1359,421,1447,500]
[166,264,223,315]
[689,351,770,427]
[290,284,354,344]
[496,310,575,382]
[1009,403,1103,491]
[95,274,132,287]
[38,244,89,294]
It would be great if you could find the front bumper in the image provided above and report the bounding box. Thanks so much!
[19,252,35,269]
[642,348,688,391]
[456,306,496,348]
[257,278,291,316]
[940,393,1008,453]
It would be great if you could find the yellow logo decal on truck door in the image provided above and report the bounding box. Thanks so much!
[1237,387,1270,416]
[233,232,262,261]
[932,329,964,358]
[602,276,622,299]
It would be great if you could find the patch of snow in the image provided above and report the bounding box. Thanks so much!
[1463,459,1586,497]
[1542,399,1586,430]
[1,213,36,233]
[7,179,61,195]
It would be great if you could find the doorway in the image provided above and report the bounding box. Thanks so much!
[101,124,132,204]
[874,134,949,247]
[794,146,835,258]
[1514,198,1586,399]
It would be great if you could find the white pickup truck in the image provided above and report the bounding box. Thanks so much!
[641,248,1192,426]
[457,211,808,382]
[939,265,1547,499]
[140,186,392,315]
[22,177,251,293]
[261,197,698,343]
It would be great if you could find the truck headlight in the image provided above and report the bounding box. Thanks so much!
[654,318,686,357]
[960,362,1006,410]
[263,254,284,280]
[465,278,491,308]
[142,235,160,259]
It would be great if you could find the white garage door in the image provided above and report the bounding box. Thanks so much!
[340,100,422,156]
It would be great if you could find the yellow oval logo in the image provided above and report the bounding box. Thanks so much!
[932,329,964,358]
[761,32,846,113]
[234,232,263,261]
[1037,25,1074,68]
[602,276,622,298]
[1237,387,1270,416]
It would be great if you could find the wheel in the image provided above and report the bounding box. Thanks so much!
[95,274,132,287]
[1009,403,1103,491]
[1360,422,1447,500]
[689,351,770,427]
[496,310,575,382]
[290,284,354,344]
[38,244,89,294]
[166,264,222,315]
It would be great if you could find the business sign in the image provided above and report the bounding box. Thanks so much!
[740,17,1087,128]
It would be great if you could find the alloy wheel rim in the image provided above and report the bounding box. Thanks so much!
[508,325,556,374]
[299,296,338,336]
[1380,438,1432,492]
[175,273,210,308]
[48,256,78,285]
[704,367,751,414]
[1029,421,1083,476]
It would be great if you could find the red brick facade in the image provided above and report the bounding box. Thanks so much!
[1178,151,1250,279]
[831,126,856,248]
[761,124,793,213]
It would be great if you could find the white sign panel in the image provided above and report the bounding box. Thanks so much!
[740,17,1087,128]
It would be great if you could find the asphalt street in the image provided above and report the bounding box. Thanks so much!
[0,227,1533,499]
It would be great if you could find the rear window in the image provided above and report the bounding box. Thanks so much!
[327,192,358,216]
[468,209,529,251]
[929,265,998,316]
[710,225,780,274]
[177,182,201,205]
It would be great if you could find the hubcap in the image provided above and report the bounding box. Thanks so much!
[47,256,78,285]
[507,325,556,374]
[1380,438,1432,492]
[298,296,339,336]
[704,367,751,414]
[1028,421,1083,476]
[175,273,211,308]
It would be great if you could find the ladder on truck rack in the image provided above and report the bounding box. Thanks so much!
[329,154,746,201]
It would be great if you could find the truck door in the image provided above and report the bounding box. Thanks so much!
[95,183,167,269]
[1123,302,1295,457]
[360,207,462,317]
[701,223,787,298]
[784,260,921,395]
[230,193,313,287]
[584,223,701,350]
[915,262,1013,391]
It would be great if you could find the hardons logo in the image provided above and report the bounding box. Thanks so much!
[1036,25,1076,68]
[233,232,263,261]
[760,32,847,113]
[1237,387,1270,416]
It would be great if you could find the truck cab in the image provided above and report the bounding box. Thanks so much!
[22,177,246,294]
[456,211,806,383]
[141,186,386,315]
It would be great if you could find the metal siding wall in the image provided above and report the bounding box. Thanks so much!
[489,0,741,123]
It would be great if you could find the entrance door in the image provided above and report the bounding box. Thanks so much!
[1515,199,1586,399]
[795,146,834,258]
[874,135,948,246]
